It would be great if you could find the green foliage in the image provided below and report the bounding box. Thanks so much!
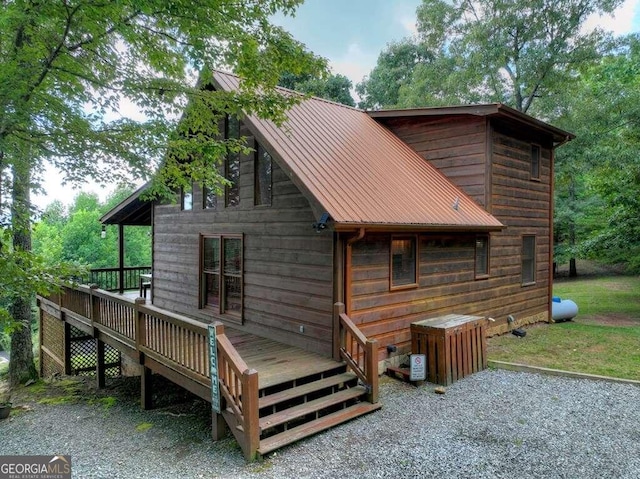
[279,72,355,106]
[359,0,621,113]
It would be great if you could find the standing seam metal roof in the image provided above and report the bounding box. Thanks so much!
[213,71,503,230]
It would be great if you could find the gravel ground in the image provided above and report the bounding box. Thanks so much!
[1,369,639,479]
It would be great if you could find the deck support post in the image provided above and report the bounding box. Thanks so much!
[365,339,379,404]
[332,302,345,361]
[96,339,106,388]
[141,366,153,410]
[211,411,226,441]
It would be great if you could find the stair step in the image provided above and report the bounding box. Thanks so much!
[259,386,366,431]
[259,372,357,410]
[258,401,382,456]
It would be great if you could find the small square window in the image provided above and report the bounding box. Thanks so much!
[522,235,536,285]
[391,236,418,289]
[475,236,489,278]
[531,144,541,180]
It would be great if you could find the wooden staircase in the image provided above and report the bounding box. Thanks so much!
[254,363,381,455]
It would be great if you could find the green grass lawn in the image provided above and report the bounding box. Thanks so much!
[488,275,640,380]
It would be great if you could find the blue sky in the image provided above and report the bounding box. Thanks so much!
[36,0,640,208]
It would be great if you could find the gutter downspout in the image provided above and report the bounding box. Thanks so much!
[345,228,366,315]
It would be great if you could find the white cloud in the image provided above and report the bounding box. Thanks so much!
[330,42,378,87]
[583,0,640,35]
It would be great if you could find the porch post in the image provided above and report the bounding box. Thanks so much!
[118,224,125,294]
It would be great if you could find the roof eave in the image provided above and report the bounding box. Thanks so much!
[333,222,505,233]
[100,182,151,225]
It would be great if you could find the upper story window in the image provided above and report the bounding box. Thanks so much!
[225,115,241,207]
[181,184,193,211]
[475,235,489,278]
[203,186,217,210]
[254,142,272,206]
[390,236,418,289]
[522,235,536,285]
[531,144,541,180]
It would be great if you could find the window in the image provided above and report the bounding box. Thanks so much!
[522,235,536,285]
[475,235,489,278]
[181,184,193,211]
[225,115,241,207]
[390,236,418,289]
[531,144,541,180]
[201,235,243,320]
[203,186,217,210]
[254,142,272,206]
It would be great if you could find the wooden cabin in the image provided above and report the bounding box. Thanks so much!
[106,71,572,372]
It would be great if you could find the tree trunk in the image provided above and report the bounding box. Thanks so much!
[8,161,37,387]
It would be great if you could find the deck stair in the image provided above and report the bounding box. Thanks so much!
[250,363,381,455]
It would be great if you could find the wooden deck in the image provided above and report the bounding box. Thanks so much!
[37,285,380,460]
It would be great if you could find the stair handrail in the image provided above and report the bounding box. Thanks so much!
[212,322,260,460]
[333,302,379,404]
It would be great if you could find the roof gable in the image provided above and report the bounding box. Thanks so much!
[213,71,503,231]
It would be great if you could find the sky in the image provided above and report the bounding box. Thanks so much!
[34,0,640,210]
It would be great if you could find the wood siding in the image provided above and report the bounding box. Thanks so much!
[380,116,488,206]
[152,123,334,356]
[355,118,555,361]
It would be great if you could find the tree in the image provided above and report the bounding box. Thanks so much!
[554,34,640,273]
[279,72,355,106]
[359,0,622,113]
[356,40,432,110]
[0,0,325,386]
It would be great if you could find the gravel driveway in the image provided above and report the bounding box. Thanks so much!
[1,369,639,478]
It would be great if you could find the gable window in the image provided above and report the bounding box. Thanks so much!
[475,235,489,278]
[181,184,193,211]
[225,115,241,207]
[203,186,218,210]
[522,235,536,285]
[531,144,541,180]
[201,234,243,321]
[390,236,418,289]
[254,142,272,206]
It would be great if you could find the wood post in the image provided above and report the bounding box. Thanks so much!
[141,365,153,410]
[365,339,378,404]
[211,321,226,441]
[332,302,344,361]
[96,339,106,389]
[90,284,100,330]
[242,368,260,460]
[118,224,125,294]
[134,297,146,354]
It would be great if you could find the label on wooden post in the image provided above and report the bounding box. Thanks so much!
[410,354,426,381]
[208,325,221,413]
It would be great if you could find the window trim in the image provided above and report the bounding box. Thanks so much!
[200,233,243,322]
[254,141,273,207]
[475,235,490,279]
[390,235,419,291]
[530,144,541,181]
[521,235,536,286]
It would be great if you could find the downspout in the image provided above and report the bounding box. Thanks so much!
[345,228,366,315]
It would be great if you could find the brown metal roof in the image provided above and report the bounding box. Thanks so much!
[368,104,575,144]
[213,71,503,231]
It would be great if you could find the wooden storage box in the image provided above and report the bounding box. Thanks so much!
[411,314,487,386]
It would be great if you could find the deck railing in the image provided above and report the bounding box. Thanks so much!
[39,283,260,460]
[85,266,151,292]
[333,303,379,404]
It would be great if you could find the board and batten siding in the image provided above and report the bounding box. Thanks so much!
[152,124,334,356]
